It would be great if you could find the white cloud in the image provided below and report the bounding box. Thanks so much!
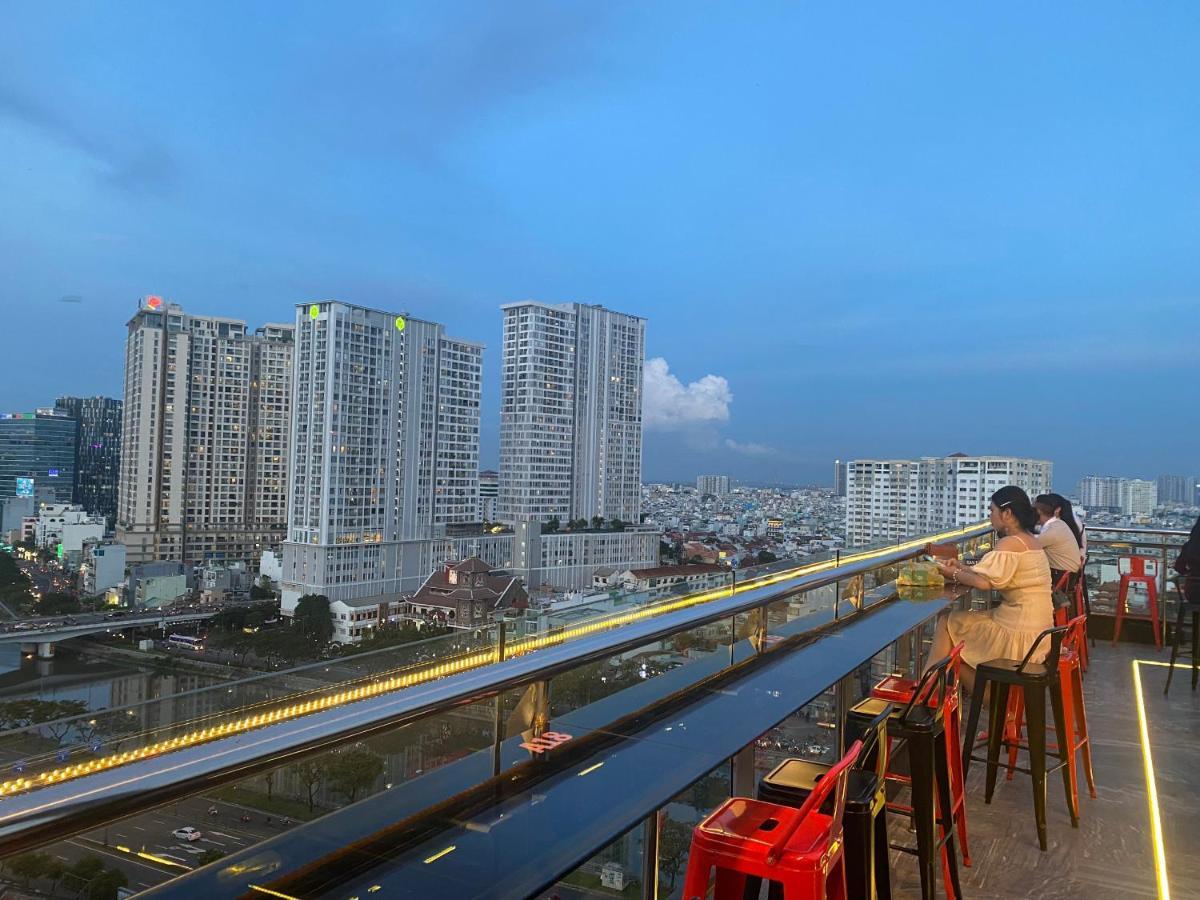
[724,438,778,457]
[643,357,732,429]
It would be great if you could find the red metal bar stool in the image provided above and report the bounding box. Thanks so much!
[1052,571,1089,671]
[870,641,971,871]
[1003,615,1096,814]
[1112,555,1161,648]
[681,740,863,900]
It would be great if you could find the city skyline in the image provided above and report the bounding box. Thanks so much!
[4,4,1199,489]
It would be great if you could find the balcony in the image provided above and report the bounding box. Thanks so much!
[0,524,1191,898]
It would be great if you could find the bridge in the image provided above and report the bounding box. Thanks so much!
[0,611,216,658]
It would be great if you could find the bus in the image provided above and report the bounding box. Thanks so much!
[168,634,205,651]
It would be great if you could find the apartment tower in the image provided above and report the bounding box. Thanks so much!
[282,301,482,605]
[116,299,294,565]
[498,302,645,526]
[845,453,1053,547]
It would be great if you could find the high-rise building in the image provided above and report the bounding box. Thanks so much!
[0,409,76,503]
[116,299,294,566]
[845,454,1052,547]
[696,475,731,497]
[282,301,482,607]
[54,396,122,524]
[1078,475,1122,511]
[833,460,847,497]
[479,470,499,522]
[1157,474,1195,507]
[498,302,645,526]
[1120,479,1158,517]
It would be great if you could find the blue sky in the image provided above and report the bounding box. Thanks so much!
[2,2,1197,490]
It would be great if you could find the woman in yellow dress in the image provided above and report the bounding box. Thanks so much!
[929,485,1054,695]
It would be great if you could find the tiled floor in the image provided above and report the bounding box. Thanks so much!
[888,640,1198,899]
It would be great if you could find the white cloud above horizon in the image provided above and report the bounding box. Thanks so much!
[643,357,732,429]
[724,438,779,457]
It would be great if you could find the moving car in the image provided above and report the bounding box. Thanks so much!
[172,827,202,842]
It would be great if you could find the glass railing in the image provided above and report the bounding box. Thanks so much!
[0,524,992,807]
[0,522,991,870]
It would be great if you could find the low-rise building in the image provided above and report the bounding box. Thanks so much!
[607,563,729,594]
[33,503,106,562]
[408,558,529,629]
[125,561,188,609]
[80,541,126,595]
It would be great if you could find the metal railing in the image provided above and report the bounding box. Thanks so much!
[0,522,991,858]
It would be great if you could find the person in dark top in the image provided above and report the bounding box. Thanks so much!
[1174,514,1200,601]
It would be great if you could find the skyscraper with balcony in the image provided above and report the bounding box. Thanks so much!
[696,475,730,497]
[116,300,294,566]
[845,453,1052,547]
[283,301,482,606]
[54,396,122,524]
[498,302,644,526]
[1078,475,1122,511]
[0,410,76,503]
[1120,479,1158,517]
[1156,474,1195,506]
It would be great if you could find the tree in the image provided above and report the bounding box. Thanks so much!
[39,592,81,614]
[542,517,560,533]
[591,515,605,529]
[328,748,385,803]
[756,550,778,565]
[656,819,693,892]
[69,856,106,883]
[7,852,49,886]
[42,857,66,892]
[86,867,128,900]
[294,594,333,644]
[292,759,325,812]
[197,849,226,866]
[251,575,276,601]
[608,518,626,532]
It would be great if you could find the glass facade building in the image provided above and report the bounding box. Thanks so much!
[55,395,123,524]
[0,410,77,503]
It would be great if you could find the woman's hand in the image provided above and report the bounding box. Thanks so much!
[935,558,960,580]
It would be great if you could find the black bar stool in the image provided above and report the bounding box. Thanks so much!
[1165,577,1200,694]
[962,625,1077,851]
[756,704,893,900]
[847,654,963,900]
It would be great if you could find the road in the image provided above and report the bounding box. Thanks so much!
[36,794,295,892]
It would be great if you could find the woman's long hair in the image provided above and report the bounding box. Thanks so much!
[1035,493,1083,549]
[991,485,1038,533]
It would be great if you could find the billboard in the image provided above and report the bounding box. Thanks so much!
[15,478,33,498]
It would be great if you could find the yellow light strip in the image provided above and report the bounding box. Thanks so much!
[0,523,985,799]
[577,762,605,777]
[136,850,192,870]
[248,885,303,899]
[1132,660,1170,900]
[423,845,457,864]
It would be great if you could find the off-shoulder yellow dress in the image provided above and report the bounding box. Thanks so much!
[946,543,1054,667]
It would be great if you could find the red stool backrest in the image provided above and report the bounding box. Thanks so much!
[1063,614,1087,660]
[764,739,863,865]
[1119,556,1158,578]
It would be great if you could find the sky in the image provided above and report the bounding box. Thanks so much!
[1,2,1197,491]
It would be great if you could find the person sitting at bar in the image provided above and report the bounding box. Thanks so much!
[1174,513,1200,600]
[929,486,1054,695]
[1033,492,1084,581]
